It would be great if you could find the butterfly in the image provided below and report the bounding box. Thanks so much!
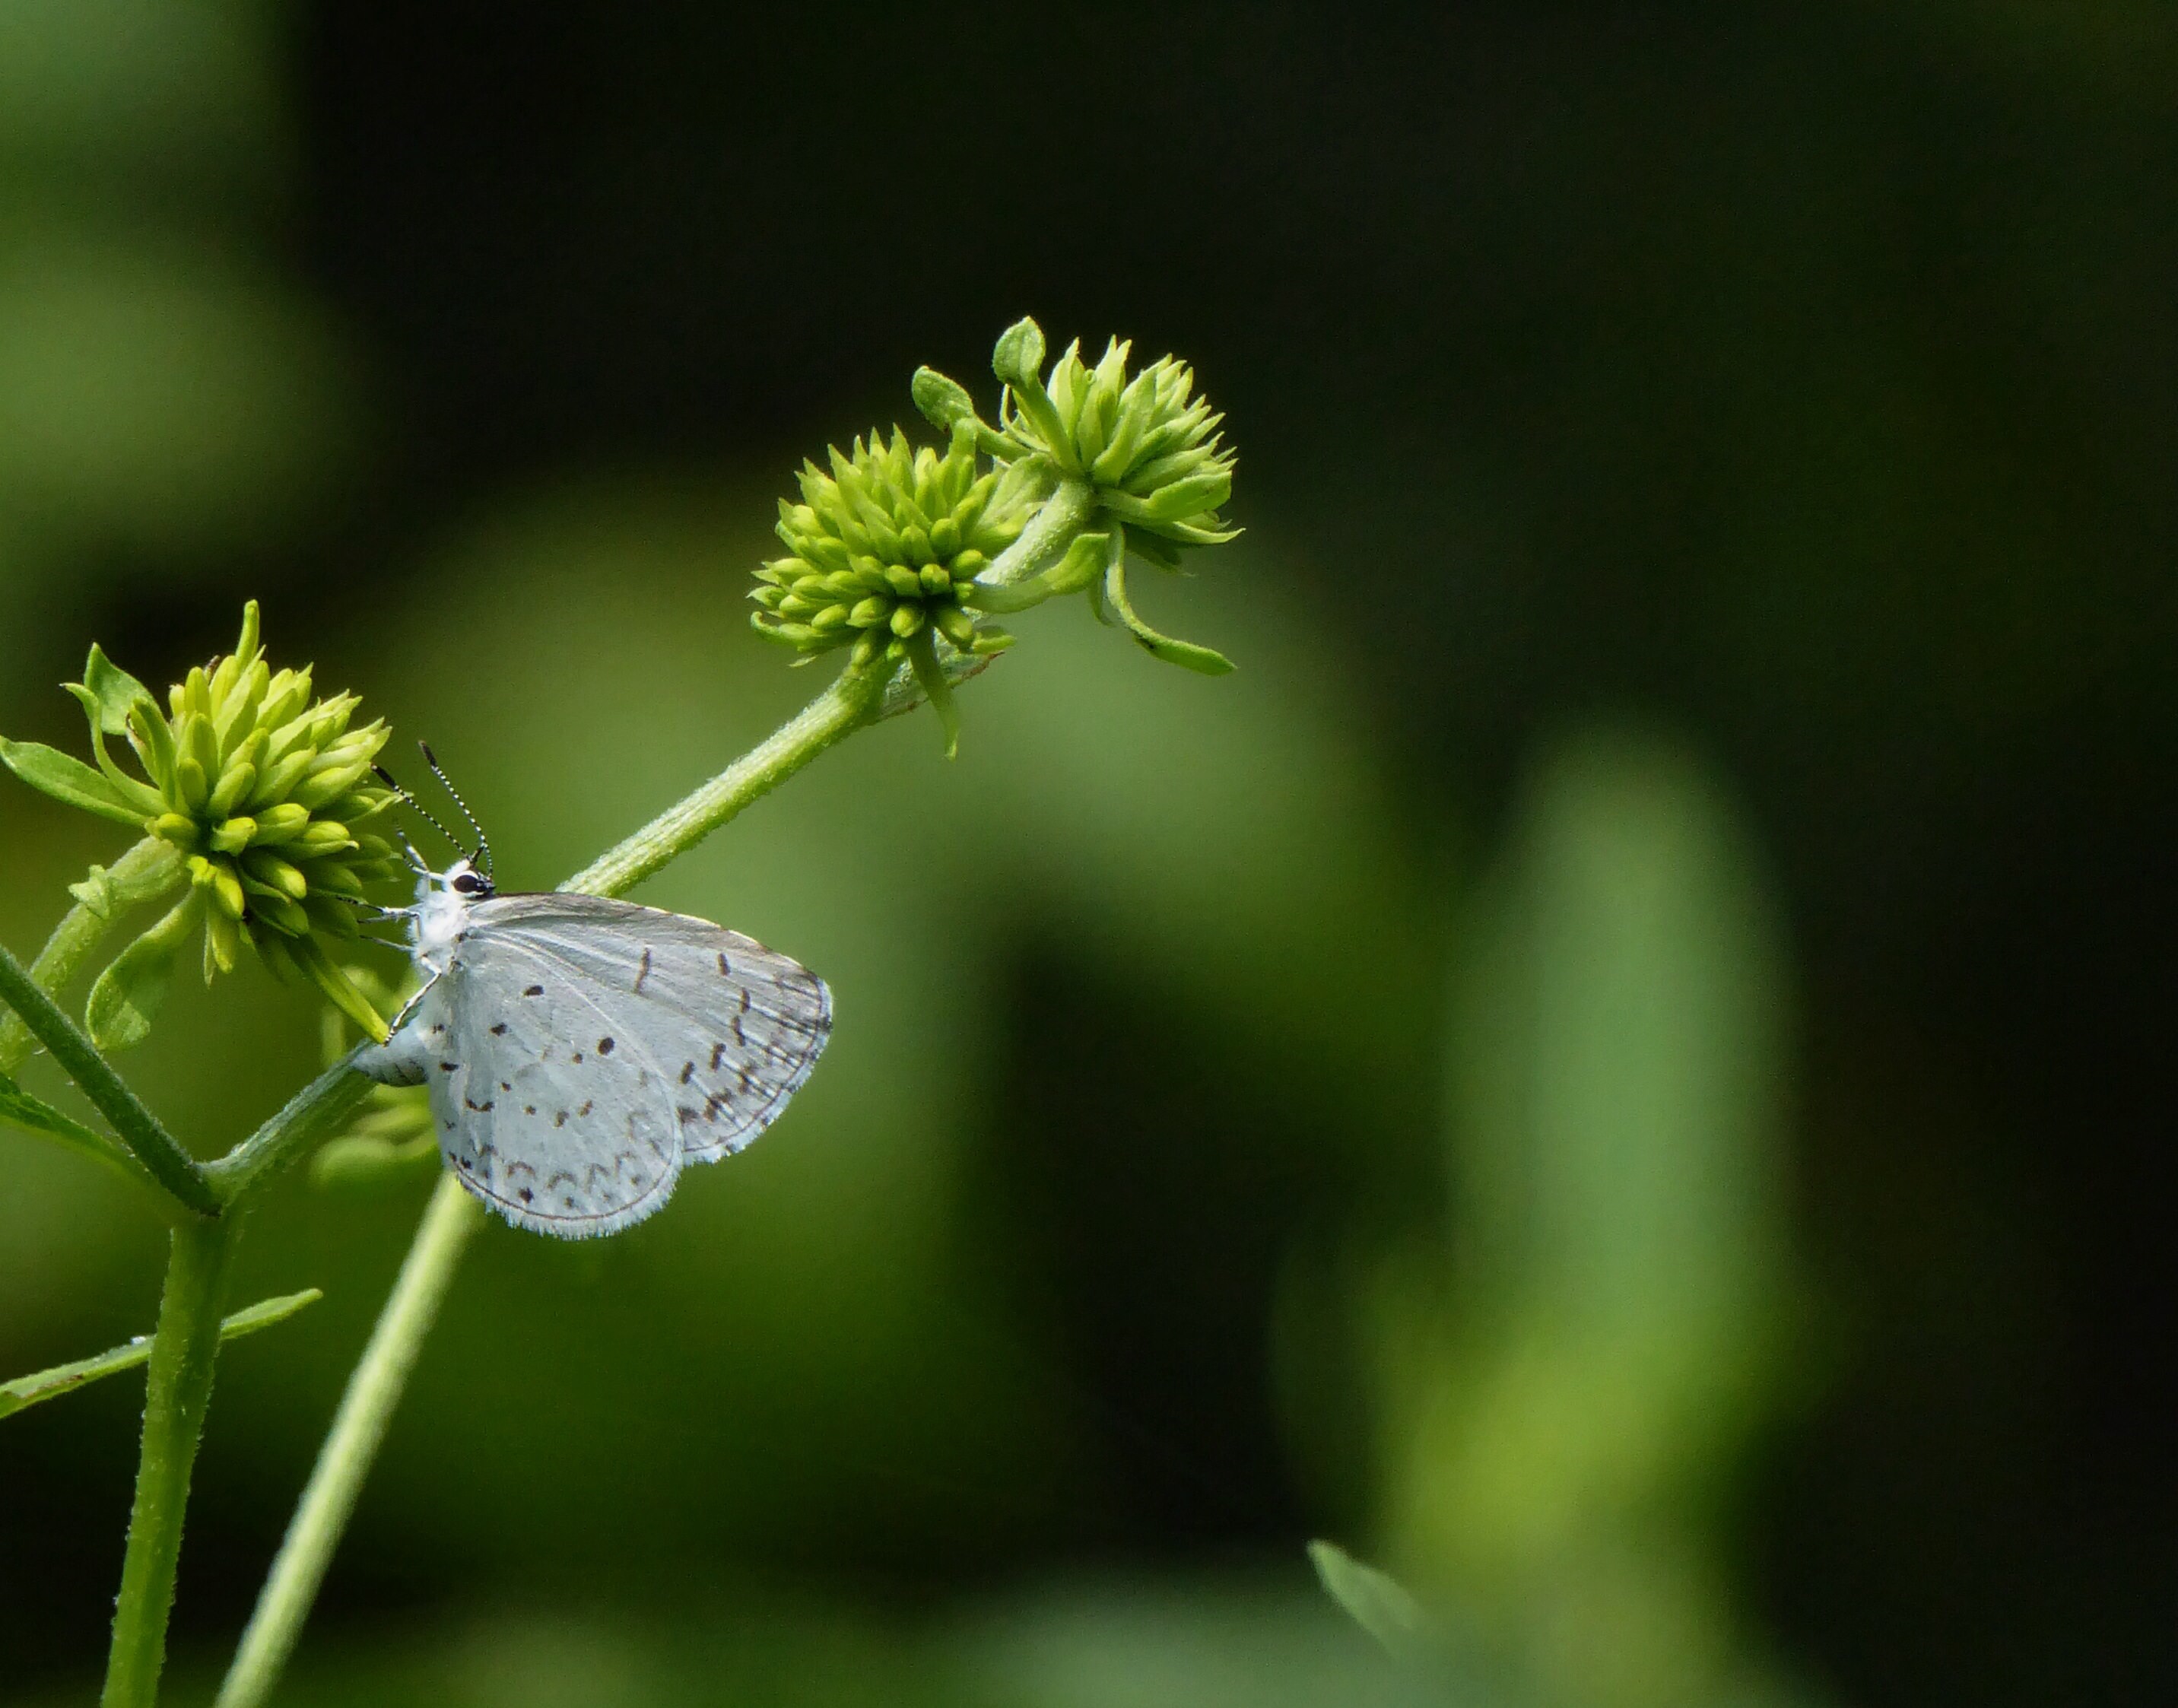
[354,771,830,1237]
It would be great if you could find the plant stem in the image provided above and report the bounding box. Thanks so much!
[979,476,1094,588]
[0,837,178,1074]
[213,660,897,1708]
[208,1052,382,1205]
[0,942,218,1218]
[562,659,890,897]
[102,1214,242,1708]
[211,1175,478,1708]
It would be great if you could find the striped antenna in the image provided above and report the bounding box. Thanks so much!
[419,742,493,881]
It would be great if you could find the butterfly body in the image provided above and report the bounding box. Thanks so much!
[358,859,830,1237]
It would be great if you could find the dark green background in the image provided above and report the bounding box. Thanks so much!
[3,5,2172,1704]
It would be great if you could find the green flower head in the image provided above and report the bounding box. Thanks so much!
[986,321,1237,549]
[913,317,1241,675]
[0,602,400,1046]
[751,424,1035,753]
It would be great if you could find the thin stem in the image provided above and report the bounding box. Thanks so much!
[214,660,897,1708]
[0,942,218,1218]
[561,659,890,897]
[0,837,179,1073]
[208,1051,382,1205]
[211,1176,477,1708]
[102,1215,242,1708]
[979,475,1095,588]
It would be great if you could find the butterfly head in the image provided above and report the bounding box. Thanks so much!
[408,856,496,970]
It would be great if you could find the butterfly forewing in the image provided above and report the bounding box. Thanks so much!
[461,893,832,1164]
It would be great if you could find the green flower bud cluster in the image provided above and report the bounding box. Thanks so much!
[0,602,398,1046]
[751,424,1042,754]
[135,604,399,970]
[922,319,1238,553]
[911,317,1241,676]
[747,316,1244,754]
[751,423,1032,668]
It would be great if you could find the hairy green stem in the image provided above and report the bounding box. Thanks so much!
[102,1215,242,1708]
[979,475,1095,588]
[564,659,890,896]
[0,942,217,1218]
[208,1052,381,1205]
[211,1176,477,1708]
[0,837,177,1073]
[213,660,897,1708]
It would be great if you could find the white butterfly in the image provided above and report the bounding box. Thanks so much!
[357,851,830,1238]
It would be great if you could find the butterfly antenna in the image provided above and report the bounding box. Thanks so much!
[373,764,465,867]
[419,741,492,881]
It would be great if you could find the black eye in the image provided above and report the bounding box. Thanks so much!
[452,874,484,896]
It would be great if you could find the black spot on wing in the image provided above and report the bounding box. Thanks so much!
[523,984,544,997]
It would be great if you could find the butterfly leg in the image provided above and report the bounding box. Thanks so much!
[353,983,448,1087]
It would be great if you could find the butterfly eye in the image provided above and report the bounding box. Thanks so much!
[452,873,485,896]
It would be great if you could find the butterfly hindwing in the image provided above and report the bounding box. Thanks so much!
[462,894,833,1165]
[430,932,684,1237]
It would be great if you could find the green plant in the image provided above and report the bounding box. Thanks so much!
[0,316,1241,1708]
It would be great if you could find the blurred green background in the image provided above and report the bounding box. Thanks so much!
[4,3,2173,1703]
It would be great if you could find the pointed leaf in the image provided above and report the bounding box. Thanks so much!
[0,1071,156,1190]
[991,316,1046,389]
[2,1290,323,1421]
[87,897,198,1052]
[964,532,1111,614]
[1102,547,1237,675]
[78,644,157,734]
[0,738,155,824]
[1307,1541,1427,1656]
[910,366,979,432]
[904,629,961,759]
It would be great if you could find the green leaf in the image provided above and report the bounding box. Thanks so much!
[0,737,155,825]
[1101,544,1237,675]
[67,842,185,920]
[1126,529,1186,570]
[903,628,961,759]
[0,1070,156,1189]
[87,895,199,1052]
[1307,1540,1427,1656]
[1,1290,323,1421]
[65,650,174,812]
[1138,468,1234,522]
[991,316,1046,389]
[964,532,1110,614]
[78,643,157,735]
[910,366,978,432]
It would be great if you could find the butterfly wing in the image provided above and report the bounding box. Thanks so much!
[465,893,832,1165]
[427,932,685,1237]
